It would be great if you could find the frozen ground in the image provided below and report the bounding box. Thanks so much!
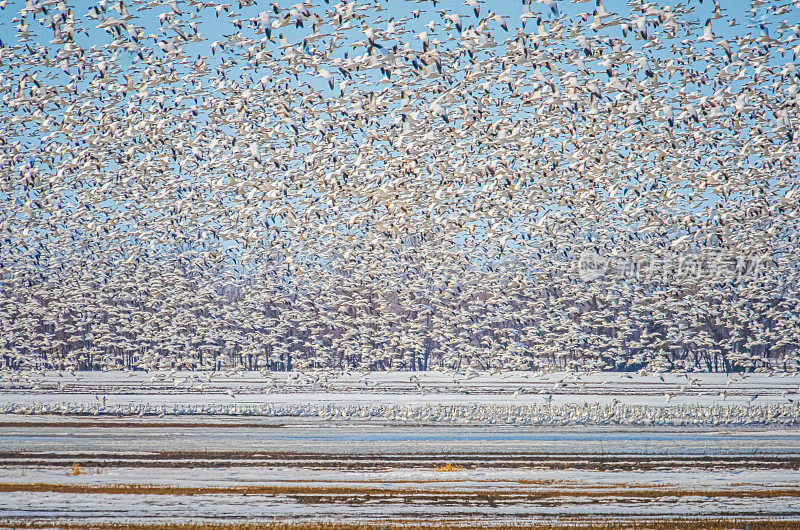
[1,371,799,526]
[2,417,800,525]
[1,418,800,525]
[2,416,800,454]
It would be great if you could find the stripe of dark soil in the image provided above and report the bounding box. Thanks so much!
[1,452,798,470]
[2,483,800,499]
[1,459,799,470]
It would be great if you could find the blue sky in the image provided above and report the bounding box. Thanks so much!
[2,0,798,254]
[1,0,791,83]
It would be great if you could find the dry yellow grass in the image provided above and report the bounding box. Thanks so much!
[433,463,464,472]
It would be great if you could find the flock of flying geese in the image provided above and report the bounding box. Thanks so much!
[1,0,799,375]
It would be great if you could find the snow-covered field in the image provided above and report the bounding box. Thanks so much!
[2,371,800,526]
[2,370,799,426]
